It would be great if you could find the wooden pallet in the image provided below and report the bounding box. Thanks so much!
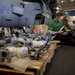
[0,40,60,75]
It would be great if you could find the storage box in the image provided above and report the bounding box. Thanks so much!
[29,25,34,30]
[34,24,48,34]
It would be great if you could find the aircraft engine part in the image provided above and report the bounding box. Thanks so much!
[5,37,26,46]
[0,40,7,46]
[31,41,46,48]
[6,47,28,58]
[0,26,52,60]
[41,31,51,41]
[0,49,11,63]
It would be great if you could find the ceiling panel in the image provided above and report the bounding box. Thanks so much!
[58,0,75,10]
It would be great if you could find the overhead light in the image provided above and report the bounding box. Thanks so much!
[61,1,64,3]
[71,0,74,1]
[56,7,60,10]
[65,12,68,15]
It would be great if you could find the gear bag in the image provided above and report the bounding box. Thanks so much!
[66,29,75,45]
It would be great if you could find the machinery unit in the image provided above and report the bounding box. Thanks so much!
[0,49,11,62]
[0,0,52,27]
